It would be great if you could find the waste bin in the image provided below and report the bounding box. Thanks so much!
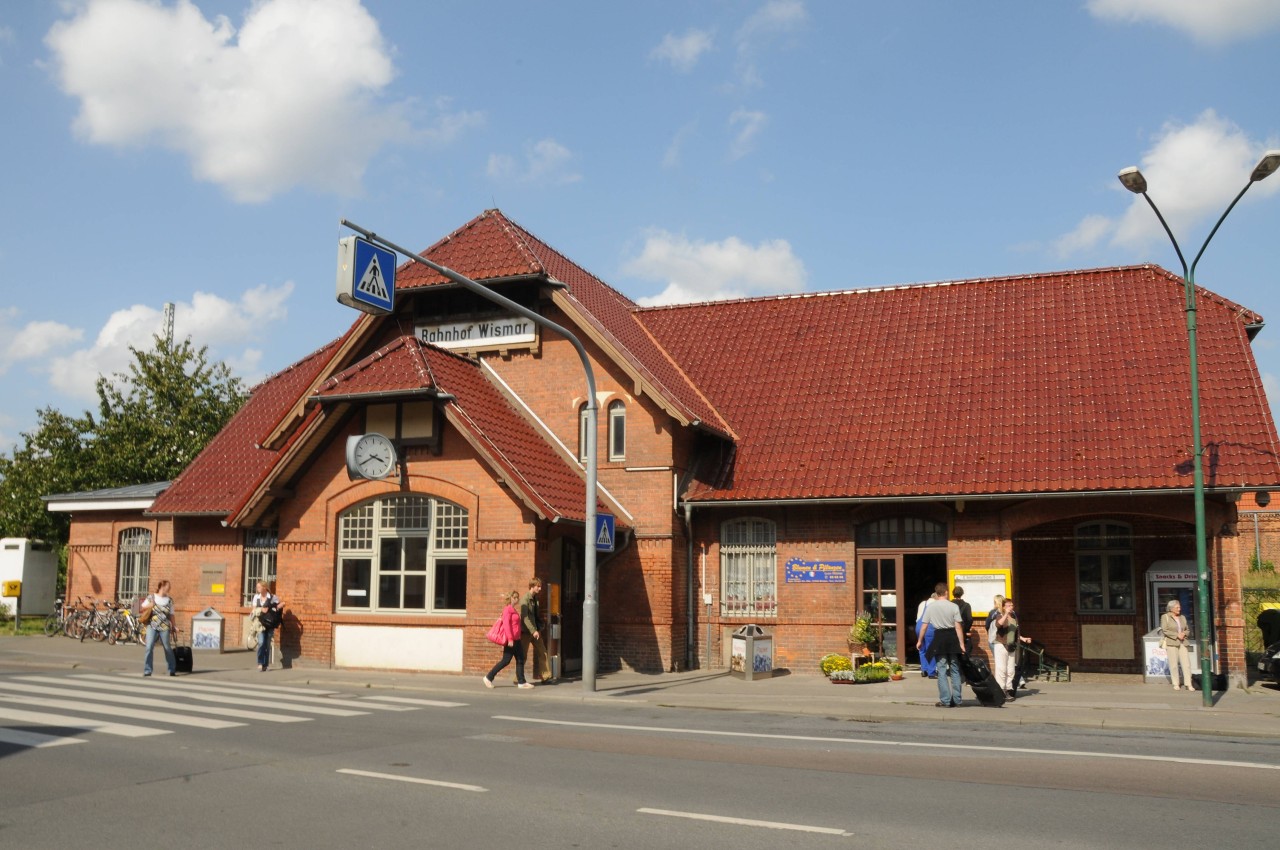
[190,607,224,652]
[730,624,774,680]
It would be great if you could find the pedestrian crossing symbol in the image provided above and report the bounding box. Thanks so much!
[595,513,615,552]
[336,235,396,315]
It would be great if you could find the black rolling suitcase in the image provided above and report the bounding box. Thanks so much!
[961,655,1005,707]
[173,645,193,674]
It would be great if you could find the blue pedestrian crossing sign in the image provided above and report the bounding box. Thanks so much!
[336,236,396,315]
[595,513,615,553]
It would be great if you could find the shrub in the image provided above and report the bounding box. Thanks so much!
[854,664,891,683]
[820,653,853,676]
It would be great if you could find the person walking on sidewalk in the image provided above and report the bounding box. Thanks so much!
[519,577,551,684]
[1161,599,1193,691]
[952,585,974,654]
[483,591,531,689]
[140,580,176,678]
[917,583,966,707]
[992,597,1032,700]
[915,594,937,678]
[251,581,282,672]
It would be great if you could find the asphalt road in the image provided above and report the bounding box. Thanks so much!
[2,665,1277,849]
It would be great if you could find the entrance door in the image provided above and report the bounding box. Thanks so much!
[556,538,584,675]
[903,552,948,666]
[860,557,900,660]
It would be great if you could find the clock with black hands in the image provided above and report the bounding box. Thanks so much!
[346,433,398,480]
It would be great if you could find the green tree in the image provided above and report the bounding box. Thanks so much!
[0,336,246,545]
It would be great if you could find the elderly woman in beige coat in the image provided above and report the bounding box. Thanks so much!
[1161,599,1192,691]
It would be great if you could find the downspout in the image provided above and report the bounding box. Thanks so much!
[683,501,695,672]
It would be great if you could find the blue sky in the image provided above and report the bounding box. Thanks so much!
[2,0,1279,454]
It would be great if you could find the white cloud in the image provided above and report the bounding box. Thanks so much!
[37,282,294,403]
[487,138,581,185]
[663,122,697,169]
[650,28,713,73]
[1087,0,1280,46]
[45,0,416,203]
[1,319,85,366]
[733,0,807,87]
[1052,111,1279,259]
[729,108,767,160]
[1053,214,1113,258]
[624,230,807,306]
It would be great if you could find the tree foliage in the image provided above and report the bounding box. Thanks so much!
[0,336,246,544]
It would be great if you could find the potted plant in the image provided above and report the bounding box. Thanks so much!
[883,657,904,680]
[821,652,854,680]
[848,611,880,657]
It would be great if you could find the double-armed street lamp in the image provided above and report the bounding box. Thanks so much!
[1117,150,1280,707]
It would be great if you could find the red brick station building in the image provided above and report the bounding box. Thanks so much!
[46,210,1280,682]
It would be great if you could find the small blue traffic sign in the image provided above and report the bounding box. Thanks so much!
[595,513,615,553]
[337,236,396,315]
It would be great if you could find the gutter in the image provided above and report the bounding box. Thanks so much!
[679,486,1273,509]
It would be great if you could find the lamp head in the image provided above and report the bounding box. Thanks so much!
[1117,166,1147,194]
[1250,150,1280,183]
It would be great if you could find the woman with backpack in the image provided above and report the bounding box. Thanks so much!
[251,581,282,672]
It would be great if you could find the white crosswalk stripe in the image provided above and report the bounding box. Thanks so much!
[0,672,451,753]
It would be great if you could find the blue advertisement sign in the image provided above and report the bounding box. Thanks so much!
[784,558,847,583]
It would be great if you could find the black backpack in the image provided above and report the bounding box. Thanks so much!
[259,603,282,630]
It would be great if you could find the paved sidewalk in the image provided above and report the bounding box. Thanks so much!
[3,634,1278,738]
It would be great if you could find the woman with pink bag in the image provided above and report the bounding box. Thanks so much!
[482,590,531,689]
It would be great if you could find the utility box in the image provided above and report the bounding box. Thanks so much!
[0,539,58,617]
[730,624,774,680]
[191,607,225,652]
[1142,628,1200,683]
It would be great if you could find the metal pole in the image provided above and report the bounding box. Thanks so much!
[1132,181,1256,707]
[340,220,601,692]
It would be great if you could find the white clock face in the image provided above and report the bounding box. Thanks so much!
[351,433,396,479]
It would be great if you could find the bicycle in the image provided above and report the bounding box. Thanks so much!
[107,603,145,646]
[43,597,67,636]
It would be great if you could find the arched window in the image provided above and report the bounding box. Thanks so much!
[117,527,151,603]
[855,517,947,548]
[578,403,591,462]
[608,399,626,461]
[1075,521,1133,613]
[337,495,469,613]
[720,518,777,617]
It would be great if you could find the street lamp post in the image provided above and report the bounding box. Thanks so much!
[1117,150,1280,707]
[340,220,602,693]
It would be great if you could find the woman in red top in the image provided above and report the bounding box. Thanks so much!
[483,591,531,689]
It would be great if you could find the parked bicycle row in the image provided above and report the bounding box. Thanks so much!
[43,596,152,646]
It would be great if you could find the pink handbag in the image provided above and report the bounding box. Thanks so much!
[485,617,505,645]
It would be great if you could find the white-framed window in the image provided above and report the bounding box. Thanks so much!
[720,518,777,617]
[1075,521,1134,613]
[117,527,151,604]
[578,403,590,462]
[242,528,278,604]
[608,399,626,461]
[337,495,469,613]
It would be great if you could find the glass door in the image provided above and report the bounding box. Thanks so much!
[861,557,900,660]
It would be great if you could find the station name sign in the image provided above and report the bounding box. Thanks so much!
[416,316,538,351]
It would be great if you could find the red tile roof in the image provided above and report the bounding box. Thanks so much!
[397,210,732,438]
[638,266,1280,501]
[148,339,342,516]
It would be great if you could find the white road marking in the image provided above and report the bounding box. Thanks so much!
[638,808,850,835]
[0,705,169,738]
[0,727,86,748]
[0,693,242,729]
[358,696,468,708]
[12,678,310,723]
[492,715,1280,771]
[81,673,416,711]
[70,675,368,716]
[336,768,487,792]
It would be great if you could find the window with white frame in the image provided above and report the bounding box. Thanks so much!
[337,495,469,613]
[578,403,590,462]
[117,527,151,604]
[1075,521,1134,612]
[720,518,777,616]
[607,399,626,461]
[242,529,278,604]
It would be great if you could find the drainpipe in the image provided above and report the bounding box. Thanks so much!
[683,501,695,671]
